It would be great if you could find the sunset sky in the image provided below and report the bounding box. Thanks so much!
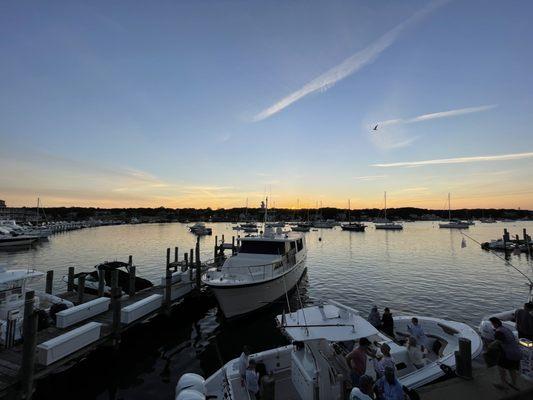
[1,0,533,210]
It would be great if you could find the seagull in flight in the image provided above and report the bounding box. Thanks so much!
[373,124,378,131]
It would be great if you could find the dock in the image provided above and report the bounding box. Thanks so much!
[419,363,533,399]
[0,235,235,399]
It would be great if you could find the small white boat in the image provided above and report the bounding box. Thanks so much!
[375,192,403,230]
[313,220,336,229]
[202,228,307,318]
[439,194,469,229]
[188,222,212,236]
[192,300,482,399]
[0,265,73,344]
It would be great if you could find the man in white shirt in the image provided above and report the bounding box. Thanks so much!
[245,359,259,399]
[238,345,251,381]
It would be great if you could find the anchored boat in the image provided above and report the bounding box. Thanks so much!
[187,300,482,399]
[202,228,307,318]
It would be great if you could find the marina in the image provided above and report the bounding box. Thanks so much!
[0,221,533,398]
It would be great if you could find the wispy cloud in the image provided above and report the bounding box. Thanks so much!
[377,104,496,128]
[372,152,533,168]
[253,0,448,122]
[353,175,388,181]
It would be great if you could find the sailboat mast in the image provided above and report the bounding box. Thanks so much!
[348,199,351,223]
[448,193,451,221]
[384,191,387,220]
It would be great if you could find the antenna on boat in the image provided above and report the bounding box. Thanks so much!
[295,281,309,336]
[461,231,533,297]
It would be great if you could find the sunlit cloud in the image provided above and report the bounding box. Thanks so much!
[253,0,448,121]
[376,104,496,128]
[372,151,533,168]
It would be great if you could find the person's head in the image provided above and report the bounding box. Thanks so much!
[242,345,251,356]
[408,336,417,347]
[359,375,373,394]
[525,302,533,311]
[494,330,506,342]
[384,366,396,384]
[411,317,419,325]
[381,343,391,357]
[371,305,378,312]
[359,337,371,348]
[384,307,390,314]
[248,359,256,370]
[489,317,502,329]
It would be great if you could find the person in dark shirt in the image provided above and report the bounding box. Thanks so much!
[381,308,395,338]
[515,302,533,340]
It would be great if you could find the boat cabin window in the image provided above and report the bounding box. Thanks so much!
[239,241,287,255]
[296,239,303,252]
[290,241,296,251]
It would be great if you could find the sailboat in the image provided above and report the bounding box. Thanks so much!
[375,192,403,230]
[439,193,469,229]
[341,199,366,231]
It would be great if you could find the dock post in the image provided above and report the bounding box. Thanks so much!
[67,267,75,292]
[128,255,133,266]
[20,290,38,400]
[45,270,53,294]
[77,274,85,304]
[166,248,171,271]
[98,266,105,297]
[190,248,194,276]
[111,270,121,345]
[214,236,218,262]
[128,266,136,297]
[456,338,472,379]
[503,229,510,255]
[185,253,191,279]
[232,236,235,255]
[222,234,225,243]
[195,241,201,291]
[165,270,172,310]
[174,247,179,271]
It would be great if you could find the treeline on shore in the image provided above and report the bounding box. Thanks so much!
[9,206,533,223]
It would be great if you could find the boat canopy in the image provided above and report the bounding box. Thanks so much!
[0,266,44,285]
[277,301,379,342]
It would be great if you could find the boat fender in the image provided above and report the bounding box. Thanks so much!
[439,364,454,376]
[176,373,206,395]
[175,389,205,400]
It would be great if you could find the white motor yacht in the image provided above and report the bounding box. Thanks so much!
[188,222,212,236]
[183,300,482,399]
[202,228,307,318]
[0,227,37,248]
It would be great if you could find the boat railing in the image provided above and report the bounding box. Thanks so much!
[210,249,299,283]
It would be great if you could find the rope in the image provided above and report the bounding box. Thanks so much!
[460,231,533,287]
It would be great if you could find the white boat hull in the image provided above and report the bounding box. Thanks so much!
[207,260,306,318]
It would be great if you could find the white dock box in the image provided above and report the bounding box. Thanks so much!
[56,297,110,328]
[160,271,183,286]
[121,294,162,324]
[37,322,102,366]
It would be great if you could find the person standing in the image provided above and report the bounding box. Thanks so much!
[489,317,522,390]
[350,374,375,400]
[515,302,533,340]
[372,343,396,379]
[245,359,260,399]
[374,366,405,400]
[368,306,381,329]
[238,345,251,383]
[381,308,395,338]
[407,318,429,351]
[346,337,373,387]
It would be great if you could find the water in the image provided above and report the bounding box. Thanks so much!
[1,221,532,399]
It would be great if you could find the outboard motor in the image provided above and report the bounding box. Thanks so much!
[175,373,206,400]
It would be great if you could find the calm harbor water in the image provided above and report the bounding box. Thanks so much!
[1,221,532,399]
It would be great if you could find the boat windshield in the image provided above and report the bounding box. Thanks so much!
[239,241,286,255]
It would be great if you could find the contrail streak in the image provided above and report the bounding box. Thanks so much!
[253,0,448,122]
[372,152,533,168]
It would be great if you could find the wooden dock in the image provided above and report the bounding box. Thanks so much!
[419,360,533,400]
[0,234,233,400]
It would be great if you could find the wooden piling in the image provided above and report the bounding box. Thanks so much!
[20,290,38,400]
[166,248,171,270]
[67,267,75,292]
[232,236,235,255]
[165,270,172,310]
[45,270,53,294]
[457,338,472,379]
[98,266,105,297]
[77,274,85,304]
[128,255,133,266]
[214,236,218,261]
[128,266,136,297]
[195,241,201,291]
[111,270,121,342]
[174,247,179,271]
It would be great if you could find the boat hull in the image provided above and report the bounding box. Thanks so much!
[207,259,306,319]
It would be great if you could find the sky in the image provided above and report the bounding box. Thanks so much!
[1,0,533,210]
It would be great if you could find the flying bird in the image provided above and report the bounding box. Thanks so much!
[373,124,378,131]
